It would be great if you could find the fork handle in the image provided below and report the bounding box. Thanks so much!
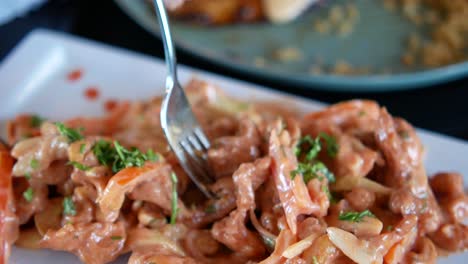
[153,0,178,91]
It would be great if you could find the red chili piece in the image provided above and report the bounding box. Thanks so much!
[67,69,83,82]
[84,87,100,101]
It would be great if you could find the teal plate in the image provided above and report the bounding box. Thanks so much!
[115,0,468,92]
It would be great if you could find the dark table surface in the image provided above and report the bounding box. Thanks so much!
[1,0,467,140]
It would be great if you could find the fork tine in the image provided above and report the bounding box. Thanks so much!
[193,127,211,150]
[185,134,216,181]
[184,153,214,185]
[179,140,213,183]
[177,154,215,199]
[155,0,215,199]
[187,134,204,152]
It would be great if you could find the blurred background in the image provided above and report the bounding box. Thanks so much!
[0,0,467,139]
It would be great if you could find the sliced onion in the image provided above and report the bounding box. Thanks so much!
[130,251,193,264]
[333,176,391,195]
[258,229,296,264]
[327,227,381,264]
[127,227,185,256]
[337,216,383,237]
[282,233,320,259]
[302,234,339,263]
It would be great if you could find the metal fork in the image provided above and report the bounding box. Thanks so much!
[153,0,215,198]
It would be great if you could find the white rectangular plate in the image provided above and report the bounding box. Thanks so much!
[0,29,466,264]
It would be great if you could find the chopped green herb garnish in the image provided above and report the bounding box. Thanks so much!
[339,210,375,222]
[291,163,310,180]
[79,144,86,154]
[110,236,123,241]
[56,122,84,142]
[30,159,39,170]
[295,135,321,161]
[92,140,114,166]
[293,134,336,185]
[170,172,179,225]
[63,196,77,216]
[312,256,319,264]
[146,149,157,162]
[30,115,45,128]
[318,132,339,157]
[291,161,335,183]
[68,161,90,171]
[24,172,31,180]
[311,162,335,183]
[205,204,216,214]
[113,141,158,173]
[358,111,366,117]
[322,185,336,204]
[23,187,34,202]
[92,140,158,173]
[387,225,393,231]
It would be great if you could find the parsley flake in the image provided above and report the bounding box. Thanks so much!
[339,210,375,222]
[291,163,319,182]
[170,172,179,225]
[318,132,339,157]
[24,172,31,180]
[205,204,216,214]
[92,140,115,166]
[92,140,158,173]
[311,162,336,183]
[293,134,337,185]
[56,122,84,142]
[387,225,393,231]
[23,187,34,202]
[63,196,77,216]
[68,161,90,171]
[146,149,157,162]
[112,142,158,172]
[322,185,336,204]
[110,236,123,241]
[30,115,45,128]
[291,161,335,183]
[295,135,321,161]
[79,144,86,154]
[30,159,39,170]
